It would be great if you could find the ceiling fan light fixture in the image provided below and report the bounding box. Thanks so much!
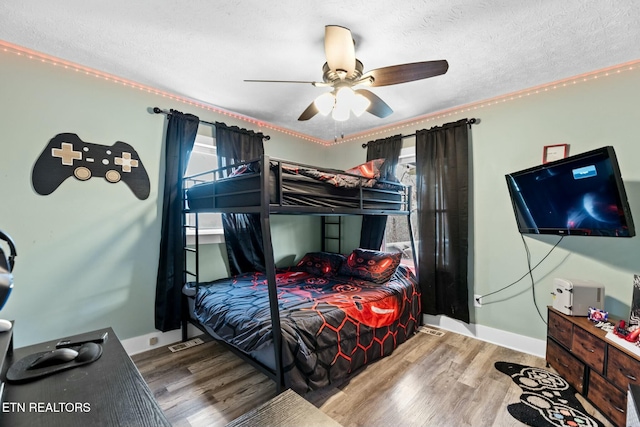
[351,93,370,117]
[331,101,350,122]
[333,87,353,121]
[247,26,448,123]
[314,92,335,116]
[331,107,350,121]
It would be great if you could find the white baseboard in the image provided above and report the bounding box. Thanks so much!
[423,314,546,359]
[121,324,201,356]
[122,317,546,358]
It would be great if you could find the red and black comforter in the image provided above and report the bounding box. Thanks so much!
[192,265,421,393]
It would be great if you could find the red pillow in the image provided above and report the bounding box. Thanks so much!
[345,158,385,179]
[338,248,402,284]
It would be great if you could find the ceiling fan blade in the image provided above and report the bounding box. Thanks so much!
[324,25,356,76]
[363,60,449,87]
[298,101,319,121]
[355,89,393,118]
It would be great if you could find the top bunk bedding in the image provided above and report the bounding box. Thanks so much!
[184,156,410,214]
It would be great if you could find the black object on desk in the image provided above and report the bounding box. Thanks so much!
[0,327,170,427]
[6,342,102,383]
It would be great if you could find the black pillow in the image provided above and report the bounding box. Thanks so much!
[338,248,402,284]
[293,252,346,276]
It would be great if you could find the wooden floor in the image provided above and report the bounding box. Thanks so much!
[132,328,613,427]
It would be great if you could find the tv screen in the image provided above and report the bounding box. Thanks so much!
[505,146,635,237]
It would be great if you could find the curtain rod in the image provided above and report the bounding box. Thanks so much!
[362,117,478,148]
[152,107,271,141]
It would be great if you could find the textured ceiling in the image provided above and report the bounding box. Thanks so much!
[1,1,639,142]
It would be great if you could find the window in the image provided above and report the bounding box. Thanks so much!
[384,146,417,270]
[184,134,223,244]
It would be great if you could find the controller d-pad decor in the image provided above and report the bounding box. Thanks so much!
[32,133,150,200]
[52,143,82,166]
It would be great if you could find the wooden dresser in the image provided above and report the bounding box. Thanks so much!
[546,306,640,427]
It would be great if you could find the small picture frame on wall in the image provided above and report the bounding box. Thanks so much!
[543,144,569,164]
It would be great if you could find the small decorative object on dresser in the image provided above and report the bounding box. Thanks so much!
[546,306,640,427]
[551,278,604,316]
[629,275,640,327]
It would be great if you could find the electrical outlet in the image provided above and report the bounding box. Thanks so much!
[474,294,482,308]
[149,336,159,346]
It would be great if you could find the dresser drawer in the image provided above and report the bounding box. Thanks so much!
[548,310,573,349]
[546,338,585,394]
[571,327,605,374]
[607,345,640,391]
[587,370,627,427]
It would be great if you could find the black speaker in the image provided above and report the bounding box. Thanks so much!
[0,230,16,310]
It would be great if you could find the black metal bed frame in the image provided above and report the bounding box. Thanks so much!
[180,154,417,393]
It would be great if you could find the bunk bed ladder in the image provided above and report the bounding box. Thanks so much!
[182,210,200,342]
[321,216,342,253]
[406,186,422,327]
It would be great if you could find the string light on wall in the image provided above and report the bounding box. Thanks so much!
[2,40,638,147]
[332,59,640,146]
[0,40,327,146]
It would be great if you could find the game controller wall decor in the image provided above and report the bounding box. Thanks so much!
[32,133,150,200]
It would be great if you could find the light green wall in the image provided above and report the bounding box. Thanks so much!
[470,68,640,339]
[3,45,639,348]
[0,49,322,347]
[327,67,640,341]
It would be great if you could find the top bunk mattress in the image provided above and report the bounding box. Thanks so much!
[185,158,406,212]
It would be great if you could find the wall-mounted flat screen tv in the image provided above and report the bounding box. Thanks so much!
[505,146,635,237]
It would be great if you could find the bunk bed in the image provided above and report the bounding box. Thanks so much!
[181,155,420,393]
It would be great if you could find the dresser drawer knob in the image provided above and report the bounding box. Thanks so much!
[580,343,595,353]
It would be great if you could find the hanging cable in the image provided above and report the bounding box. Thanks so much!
[520,234,548,324]
[476,235,564,315]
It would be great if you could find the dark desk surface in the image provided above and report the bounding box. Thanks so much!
[0,327,170,427]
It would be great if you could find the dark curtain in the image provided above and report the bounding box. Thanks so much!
[359,135,403,249]
[416,119,470,323]
[155,110,200,331]
[215,123,265,275]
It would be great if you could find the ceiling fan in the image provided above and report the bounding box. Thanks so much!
[245,25,449,122]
